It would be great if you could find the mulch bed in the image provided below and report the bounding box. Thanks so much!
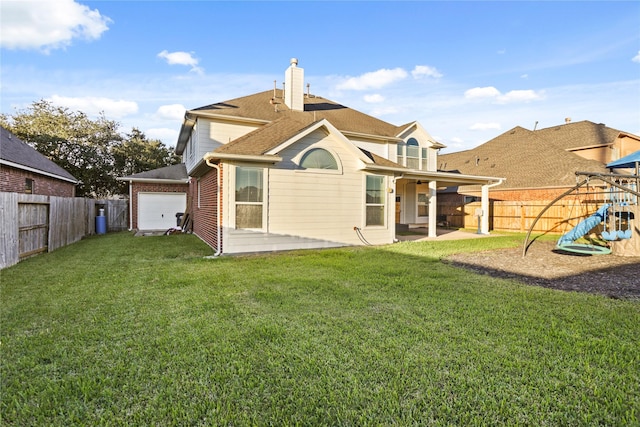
[444,241,640,300]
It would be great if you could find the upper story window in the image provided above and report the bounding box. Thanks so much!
[299,148,338,170]
[397,138,429,171]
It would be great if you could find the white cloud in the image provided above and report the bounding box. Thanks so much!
[157,50,203,74]
[363,94,385,103]
[336,68,408,91]
[497,89,545,104]
[0,0,111,52]
[411,65,442,79]
[633,50,640,63]
[47,95,138,118]
[155,104,186,121]
[464,86,544,104]
[497,49,507,55]
[521,74,529,79]
[470,122,501,131]
[464,86,501,99]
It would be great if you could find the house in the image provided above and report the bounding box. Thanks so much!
[0,126,78,197]
[118,163,189,230]
[165,59,503,255]
[438,121,640,229]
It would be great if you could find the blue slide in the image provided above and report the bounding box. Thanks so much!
[557,204,609,246]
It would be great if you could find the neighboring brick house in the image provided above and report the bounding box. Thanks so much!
[0,126,78,197]
[118,163,189,230]
[437,120,640,229]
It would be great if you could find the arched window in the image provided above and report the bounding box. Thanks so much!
[407,137,419,146]
[299,148,338,170]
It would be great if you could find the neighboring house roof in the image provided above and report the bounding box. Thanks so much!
[118,163,189,183]
[0,126,78,183]
[177,89,407,154]
[533,120,627,151]
[439,125,610,189]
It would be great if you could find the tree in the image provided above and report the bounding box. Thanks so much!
[1,100,181,197]
[112,128,181,194]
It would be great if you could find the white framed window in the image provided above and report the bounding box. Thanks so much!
[235,166,264,229]
[295,147,342,175]
[300,148,338,170]
[365,175,385,227]
[397,138,428,171]
[418,193,429,217]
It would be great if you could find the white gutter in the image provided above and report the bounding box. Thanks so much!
[205,152,282,163]
[204,157,222,257]
[115,178,189,184]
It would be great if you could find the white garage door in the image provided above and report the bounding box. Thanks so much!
[138,192,187,230]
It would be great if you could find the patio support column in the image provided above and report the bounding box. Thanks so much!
[480,184,490,234]
[428,180,437,237]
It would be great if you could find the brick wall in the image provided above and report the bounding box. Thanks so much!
[0,165,75,197]
[130,182,189,229]
[191,165,222,250]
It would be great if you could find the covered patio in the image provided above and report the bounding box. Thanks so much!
[394,171,505,238]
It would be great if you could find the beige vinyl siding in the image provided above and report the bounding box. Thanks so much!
[349,137,396,162]
[204,119,261,147]
[221,129,395,254]
[186,119,261,173]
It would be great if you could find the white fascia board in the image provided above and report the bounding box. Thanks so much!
[341,130,403,143]
[405,170,505,185]
[115,177,189,184]
[0,159,78,184]
[203,152,282,164]
[187,110,270,126]
[360,163,408,174]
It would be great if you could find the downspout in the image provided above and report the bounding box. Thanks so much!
[205,157,222,257]
[128,180,133,231]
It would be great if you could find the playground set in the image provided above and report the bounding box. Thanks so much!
[524,151,640,257]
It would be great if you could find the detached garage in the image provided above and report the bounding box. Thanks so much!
[118,164,189,231]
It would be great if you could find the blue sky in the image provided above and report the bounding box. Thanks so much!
[1,1,639,153]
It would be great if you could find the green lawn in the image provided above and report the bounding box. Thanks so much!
[1,232,638,425]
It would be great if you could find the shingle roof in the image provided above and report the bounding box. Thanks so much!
[211,114,408,170]
[533,120,623,150]
[439,125,609,189]
[0,126,78,182]
[214,114,316,156]
[120,163,188,181]
[191,89,403,139]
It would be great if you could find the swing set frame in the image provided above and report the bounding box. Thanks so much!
[522,171,640,257]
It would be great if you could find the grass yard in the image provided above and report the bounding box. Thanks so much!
[1,232,639,425]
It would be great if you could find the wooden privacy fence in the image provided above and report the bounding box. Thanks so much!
[0,193,129,269]
[440,199,599,234]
